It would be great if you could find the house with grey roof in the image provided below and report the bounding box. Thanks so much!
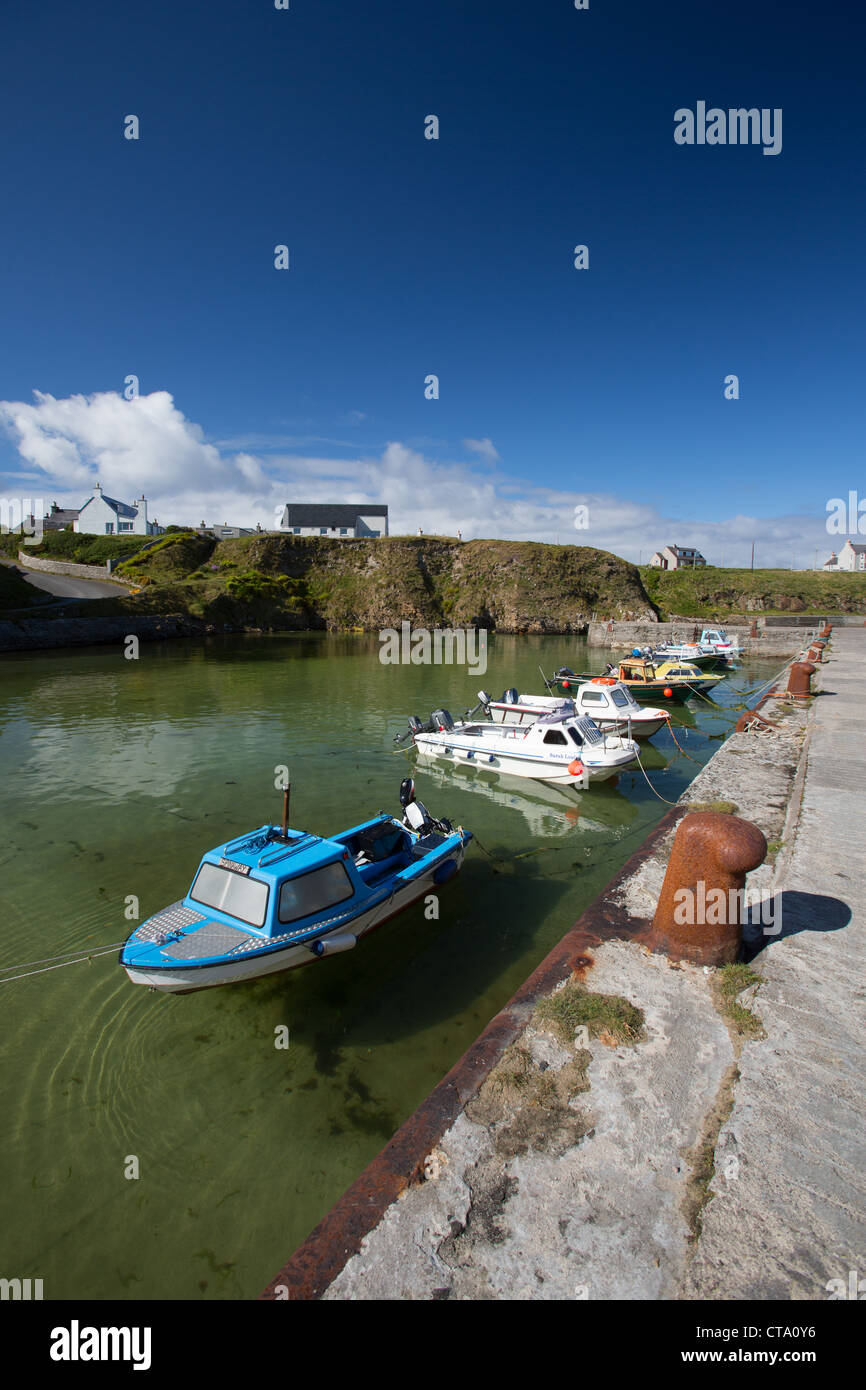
[73,483,163,536]
[42,502,81,531]
[649,544,707,570]
[278,503,388,538]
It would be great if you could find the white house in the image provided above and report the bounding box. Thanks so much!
[649,544,707,570]
[74,483,162,536]
[277,503,389,538]
[822,552,840,571]
[836,539,866,571]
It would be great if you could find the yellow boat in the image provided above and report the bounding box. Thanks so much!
[600,657,724,702]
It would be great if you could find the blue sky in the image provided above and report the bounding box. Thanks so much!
[1,0,863,566]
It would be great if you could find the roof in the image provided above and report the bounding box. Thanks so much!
[78,492,138,518]
[43,508,80,527]
[283,503,388,527]
[842,540,866,554]
[208,825,347,883]
[665,544,706,556]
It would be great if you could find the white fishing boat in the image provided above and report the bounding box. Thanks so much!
[397,707,639,785]
[485,682,670,739]
[698,628,740,661]
[646,641,720,668]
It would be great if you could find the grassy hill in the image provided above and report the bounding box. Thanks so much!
[639,565,866,620]
[4,534,657,631]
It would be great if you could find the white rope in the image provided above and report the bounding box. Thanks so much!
[0,944,124,984]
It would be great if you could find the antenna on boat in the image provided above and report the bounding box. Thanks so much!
[281,782,291,841]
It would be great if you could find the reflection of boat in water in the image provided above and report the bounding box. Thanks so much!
[412,752,640,842]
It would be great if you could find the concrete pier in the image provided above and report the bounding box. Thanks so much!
[262,630,866,1301]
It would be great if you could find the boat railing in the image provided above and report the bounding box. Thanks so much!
[258,832,319,868]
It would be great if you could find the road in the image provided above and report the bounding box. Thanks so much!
[1,555,132,603]
[17,567,131,600]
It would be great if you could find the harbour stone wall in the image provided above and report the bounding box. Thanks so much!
[586,620,822,656]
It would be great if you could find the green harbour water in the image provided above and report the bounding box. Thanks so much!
[0,632,779,1299]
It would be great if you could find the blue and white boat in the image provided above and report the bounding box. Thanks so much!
[120,781,471,993]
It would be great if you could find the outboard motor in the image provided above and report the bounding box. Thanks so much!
[430,709,455,732]
[398,777,453,837]
[555,666,575,680]
[394,713,431,745]
[502,687,518,704]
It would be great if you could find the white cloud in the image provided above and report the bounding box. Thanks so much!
[463,436,500,463]
[0,389,834,568]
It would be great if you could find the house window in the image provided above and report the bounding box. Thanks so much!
[339,528,349,535]
[105,523,114,534]
[118,522,133,532]
[320,528,328,535]
[292,527,300,534]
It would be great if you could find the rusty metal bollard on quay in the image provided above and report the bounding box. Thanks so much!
[786,661,816,700]
[807,640,826,663]
[649,812,767,966]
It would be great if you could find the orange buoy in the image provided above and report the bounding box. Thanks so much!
[664,687,673,697]
[568,759,584,777]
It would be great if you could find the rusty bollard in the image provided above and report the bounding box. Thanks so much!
[787,661,816,699]
[650,812,767,966]
[807,640,826,663]
[749,619,759,638]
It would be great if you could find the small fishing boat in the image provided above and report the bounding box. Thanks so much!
[397,706,639,784]
[552,660,723,702]
[698,628,740,662]
[485,683,670,739]
[644,642,720,669]
[119,782,471,993]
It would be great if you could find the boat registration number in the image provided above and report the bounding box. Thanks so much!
[218,856,251,875]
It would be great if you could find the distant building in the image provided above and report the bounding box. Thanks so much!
[278,503,388,538]
[835,539,866,571]
[42,502,80,531]
[196,522,261,540]
[74,483,163,536]
[649,544,707,570]
[822,552,840,571]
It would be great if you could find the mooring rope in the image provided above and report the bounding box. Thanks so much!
[0,942,125,985]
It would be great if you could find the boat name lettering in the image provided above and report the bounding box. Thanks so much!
[218,857,251,875]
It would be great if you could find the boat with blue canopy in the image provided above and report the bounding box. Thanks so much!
[120,780,471,993]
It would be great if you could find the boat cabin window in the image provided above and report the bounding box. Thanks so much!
[611,688,631,708]
[543,729,568,745]
[190,864,269,928]
[278,861,355,925]
[580,690,604,703]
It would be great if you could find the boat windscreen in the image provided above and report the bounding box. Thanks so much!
[576,716,602,743]
[190,864,269,928]
[611,688,632,708]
